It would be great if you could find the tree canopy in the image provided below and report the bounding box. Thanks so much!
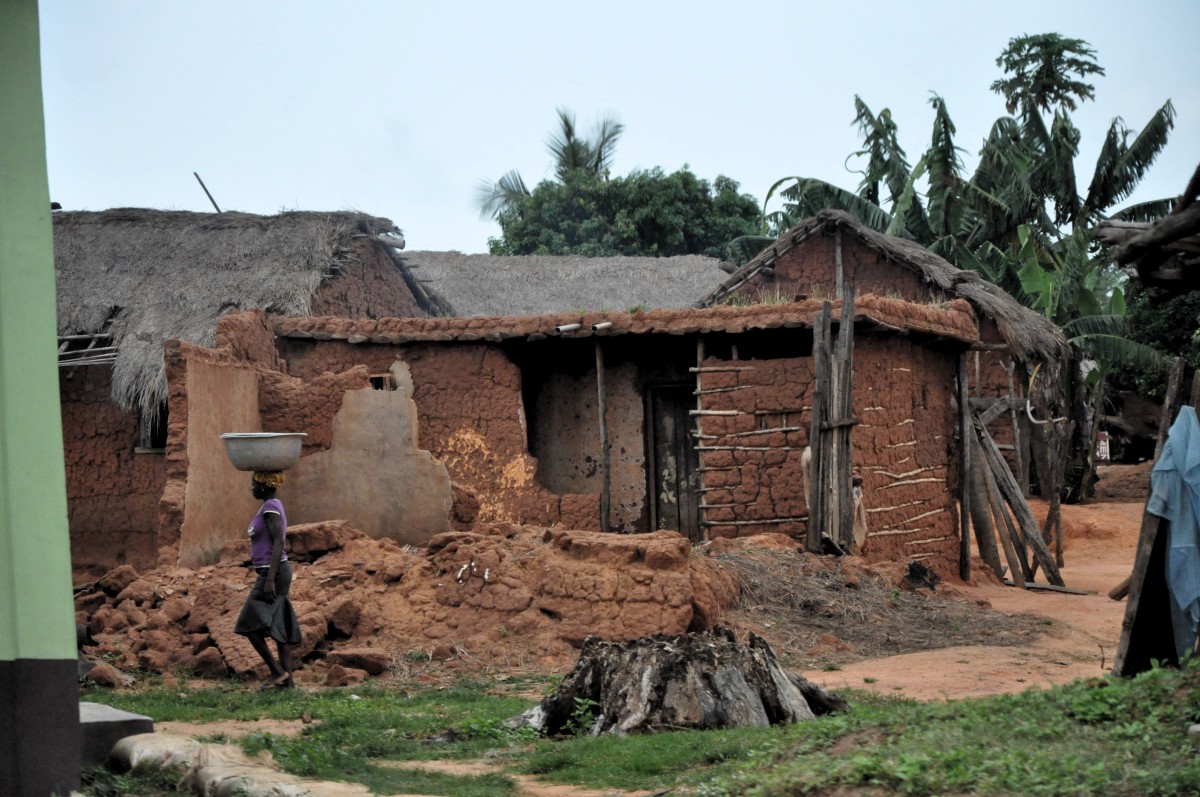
[487,167,762,259]
[476,108,624,221]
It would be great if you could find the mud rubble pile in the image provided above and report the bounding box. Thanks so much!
[76,521,739,686]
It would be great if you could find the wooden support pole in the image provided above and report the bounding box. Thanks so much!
[1113,356,1191,675]
[595,340,610,533]
[807,302,832,553]
[835,286,856,552]
[834,227,844,299]
[958,353,972,581]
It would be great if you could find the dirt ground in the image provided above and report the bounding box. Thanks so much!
[149,467,1148,796]
[803,497,1141,699]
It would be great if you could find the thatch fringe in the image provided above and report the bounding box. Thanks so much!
[700,210,1070,365]
[54,208,406,416]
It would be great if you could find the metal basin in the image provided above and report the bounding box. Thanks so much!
[220,432,307,472]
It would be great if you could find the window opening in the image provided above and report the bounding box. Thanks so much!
[370,373,396,391]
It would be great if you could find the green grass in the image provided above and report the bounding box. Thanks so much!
[80,660,1200,797]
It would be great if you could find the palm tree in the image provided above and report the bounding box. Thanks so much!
[476,108,624,220]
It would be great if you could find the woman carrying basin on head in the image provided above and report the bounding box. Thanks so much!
[234,469,303,688]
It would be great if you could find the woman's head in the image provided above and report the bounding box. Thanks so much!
[251,470,285,499]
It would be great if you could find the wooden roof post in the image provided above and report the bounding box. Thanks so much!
[958,352,972,581]
[595,339,610,533]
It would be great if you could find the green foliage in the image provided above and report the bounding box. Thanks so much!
[78,662,1200,797]
[1110,284,1200,398]
[990,33,1105,116]
[80,766,180,797]
[488,167,761,259]
[564,696,599,736]
[698,661,1200,796]
[476,108,623,220]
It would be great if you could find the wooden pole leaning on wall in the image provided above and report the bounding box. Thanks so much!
[806,302,832,553]
[973,415,1065,586]
[833,286,856,552]
[595,339,611,533]
[958,354,972,581]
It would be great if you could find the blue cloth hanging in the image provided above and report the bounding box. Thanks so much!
[1147,405,1200,661]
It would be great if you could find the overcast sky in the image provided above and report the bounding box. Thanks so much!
[39,1,1199,254]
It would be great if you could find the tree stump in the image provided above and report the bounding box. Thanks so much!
[516,627,846,736]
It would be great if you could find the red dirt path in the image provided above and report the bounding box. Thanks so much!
[804,498,1142,700]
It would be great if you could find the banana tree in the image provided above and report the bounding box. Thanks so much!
[1011,224,1166,495]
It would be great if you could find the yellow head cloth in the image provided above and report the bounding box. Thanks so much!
[252,470,286,489]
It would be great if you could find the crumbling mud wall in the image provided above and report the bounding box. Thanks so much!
[284,363,453,545]
[277,338,604,531]
[76,521,739,680]
[697,331,960,572]
[60,367,164,577]
[309,240,426,319]
[174,348,262,569]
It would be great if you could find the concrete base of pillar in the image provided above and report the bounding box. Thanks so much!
[80,701,155,768]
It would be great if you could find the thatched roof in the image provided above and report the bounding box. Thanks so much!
[53,208,416,415]
[400,251,732,317]
[699,209,1070,364]
[1096,162,1200,298]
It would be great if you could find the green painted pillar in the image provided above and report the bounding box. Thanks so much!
[0,1,82,794]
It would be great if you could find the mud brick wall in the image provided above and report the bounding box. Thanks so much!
[60,367,165,577]
[697,333,960,572]
[696,356,813,540]
[735,234,934,304]
[854,337,960,572]
[309,241,426,319]
[276,339,600,531]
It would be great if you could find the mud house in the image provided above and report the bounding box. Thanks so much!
[55,206,1043,582]
[701,210,1072,493]
[157,292,980,574]
[52,209,433,575]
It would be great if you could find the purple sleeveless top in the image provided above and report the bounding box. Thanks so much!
[248,498,288,567]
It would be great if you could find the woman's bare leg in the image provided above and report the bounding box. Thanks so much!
[247,632,282,676]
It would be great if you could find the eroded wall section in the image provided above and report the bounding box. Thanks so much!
[177,355,261,568]
[285,362,453,545]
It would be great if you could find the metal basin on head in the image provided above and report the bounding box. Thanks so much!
[220,432,307,472]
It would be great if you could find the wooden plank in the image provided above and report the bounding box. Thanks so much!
[689,366,757,373]
[968,433,1005,578]
[806,302,832,553]
[819,417,862,431]
[979,433,1029,586]
[595,340,610,533]
[1002,581,1096,596]
[958,353,972,581]
[1113,515,1176,675]
[975,416,1062,585]
[835,286,856,552]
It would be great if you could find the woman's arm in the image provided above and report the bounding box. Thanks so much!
[264,512,284,600]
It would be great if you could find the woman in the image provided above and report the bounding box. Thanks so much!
[234,470,303,688]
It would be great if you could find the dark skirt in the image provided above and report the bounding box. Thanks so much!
[234,560,303,645]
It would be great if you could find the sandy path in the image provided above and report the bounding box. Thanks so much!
[803,501,1142,700]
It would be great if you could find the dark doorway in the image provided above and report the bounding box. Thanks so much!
[646,383,701,542]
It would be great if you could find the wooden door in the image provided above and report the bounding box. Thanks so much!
[647,384,701,542]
